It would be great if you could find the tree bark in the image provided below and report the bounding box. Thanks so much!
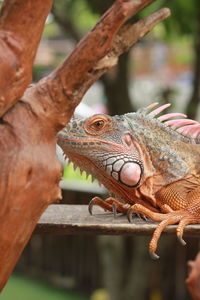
[0,0,170,290]
[0,0,53,116]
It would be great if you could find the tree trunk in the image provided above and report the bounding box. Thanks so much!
[101,52,134,115]
[0,0,169,289]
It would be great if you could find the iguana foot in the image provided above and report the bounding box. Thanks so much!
[88,196,130,216]
[127,204,200,259]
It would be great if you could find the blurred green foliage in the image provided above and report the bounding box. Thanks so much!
[43,21,60,38]
[164,0,199,38]
[32,65,53,81]
[69,0,99,32]
[140,0,199,40]
[63,163,92,182]
[53,0,99,36]
[1,273,89,300]
[170,39,193,65]
[51,0,199,41]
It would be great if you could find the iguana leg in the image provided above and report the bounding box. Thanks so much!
[128,203,200,259]
[128,183,200,259]
[149,216,182,259]
[149,215,199,259]
[88,196,130,215]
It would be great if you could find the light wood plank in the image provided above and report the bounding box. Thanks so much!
[35,205,200,237]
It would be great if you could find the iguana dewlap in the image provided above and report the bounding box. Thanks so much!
[57,103,200,259]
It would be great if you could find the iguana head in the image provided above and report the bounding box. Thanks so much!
[57,103,200,200]
[58,113,144,189]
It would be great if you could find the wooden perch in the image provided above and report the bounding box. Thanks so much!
[36,204,200,237]
[0,0,170,290]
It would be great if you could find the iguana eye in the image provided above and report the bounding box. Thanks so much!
[84,115,111,134]
[92,120,105,130]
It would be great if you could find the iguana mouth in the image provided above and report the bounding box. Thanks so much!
[63,145,143,188]
[65,151,141,201]
[58,129,144,188]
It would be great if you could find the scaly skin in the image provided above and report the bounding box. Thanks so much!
[57,103,200,259]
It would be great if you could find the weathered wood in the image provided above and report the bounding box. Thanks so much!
[35,205,200,237]
[0,0,53,116]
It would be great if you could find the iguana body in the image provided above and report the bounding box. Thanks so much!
[57,103,200,259]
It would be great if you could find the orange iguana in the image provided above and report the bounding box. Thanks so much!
[57,103,200,259]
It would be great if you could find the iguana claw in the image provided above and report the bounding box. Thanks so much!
[149,250,160,260]
[88,196,126,215]
[127,208,147,222]
[88,200,94,215]
[88,197,108,215]
[177,234,187,246]
[127,208,134,223]
[112,203,117,218]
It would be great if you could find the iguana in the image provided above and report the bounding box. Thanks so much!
[57,103,200,259]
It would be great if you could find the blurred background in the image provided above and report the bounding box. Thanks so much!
[1,0,200,299]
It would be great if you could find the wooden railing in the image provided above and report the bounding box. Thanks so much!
[36,204,200,237]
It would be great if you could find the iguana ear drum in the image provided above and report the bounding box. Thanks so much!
[104,155,143,187]
[119,161,142,187]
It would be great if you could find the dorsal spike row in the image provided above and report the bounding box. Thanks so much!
[148,103,171,117]
[165,119,198,129]
[146,102,159,110]
[146,103,186,121]
[144,103,200,141]
[177,124,200,139]
[137,102,160,115]
[158,113,187,122]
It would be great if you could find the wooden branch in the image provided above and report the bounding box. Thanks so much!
[0,0,170,290]
[34,1,170,129]
[35,205,200,237]
[0,0,53,116]
[75,8,170,103]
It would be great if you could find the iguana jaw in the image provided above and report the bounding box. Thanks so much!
[58,129,144,186]
[65,150,143,204]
